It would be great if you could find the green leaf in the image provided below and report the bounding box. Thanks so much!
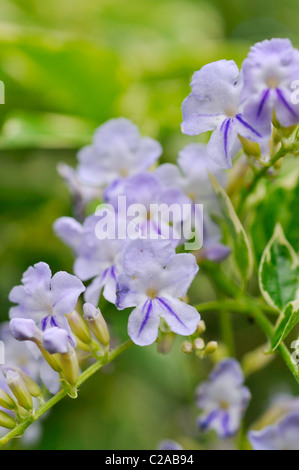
[271,300,299,351]
[209,173,253,284]
[259,224,299,310]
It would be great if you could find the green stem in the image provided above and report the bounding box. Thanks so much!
[238,144,296,214]
[250,307,299,385]
[0,340,133,448]
[194,298,278,316]
[195,297,299,384]
[219,310,235,357]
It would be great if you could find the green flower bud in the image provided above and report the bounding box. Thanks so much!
[5,369,33,412]
[0,409,16,429]
[38,345,61,372]
[66,311,91,345]
[59,348,79,387]
[204,341,218,356]
[19,370,43,400]
[0,388,17,411]
[83,303,110,347]
[238,135,261,157]
[196,320,206,335]
[181,341,193,354]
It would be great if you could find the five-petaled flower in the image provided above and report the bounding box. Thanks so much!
[241,38,299,136]
[116,239,200,346]
[181,60,262,168]
[77,118,162,189]
[9,262,85,339]
[196,358,251,438]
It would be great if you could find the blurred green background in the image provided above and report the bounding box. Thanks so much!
[1,0,299,450]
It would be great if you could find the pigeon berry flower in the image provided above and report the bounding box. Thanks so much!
[116,239,200,346]
[196,358,251,438]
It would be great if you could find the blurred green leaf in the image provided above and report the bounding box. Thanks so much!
[271,300,299,351]
[259,224,299,310]
[210,173,253,285]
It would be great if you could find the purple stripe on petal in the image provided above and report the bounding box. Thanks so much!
[257,89,270,118]
[276,88,298,118]
[101,268,109,282]
[223,118,231,164]
[157,297,187,329]
[235,114,262,138]
[222,412,231,437]
[138,299,152,337]
[110,266,116,281]
[50,315,59,327]
[199,409,220,430]
[41,315,49,331]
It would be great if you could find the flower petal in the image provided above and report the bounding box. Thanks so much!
[53,217,83,252]
[51,272,85,316]
[159,254,199,298]
[128,300,160,346]
[156,297,200,336]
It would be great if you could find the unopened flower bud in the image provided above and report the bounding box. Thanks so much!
[59,348,79,387]
[193,338,205,350]
[5,369,33,412]
[0,409,16,429]
[10,318,42,343]
[19,370,43,400]
[83,303,110,347]
[238,135,261,157]
[204,341,218,356]
[42,327,69,354]
[38,346,61,372]
[196,320,206,335]
[66,311,91,345]
[0,388,17,411]
[181,341,193,354]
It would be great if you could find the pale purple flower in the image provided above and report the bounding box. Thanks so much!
[104,172,190,243]
[196,358,251,438]
[9,262,85,335]
[241,38,299,135]
[77,118,162,188]
[249,411,299,450]
[54,213,125,305]
[116,239,200,346]
[181,60,262,168]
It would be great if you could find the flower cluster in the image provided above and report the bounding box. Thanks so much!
[1,37,299,449]
[182,38,299,168]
